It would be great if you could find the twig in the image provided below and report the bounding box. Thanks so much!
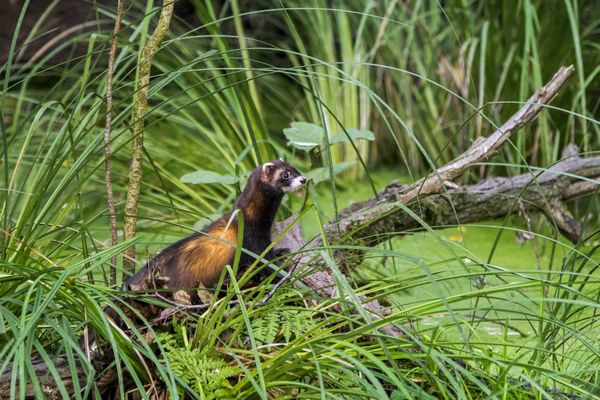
[149,297,241,325]
[123,0,174,272]
[104,0,124,285]
[256,263,300,307]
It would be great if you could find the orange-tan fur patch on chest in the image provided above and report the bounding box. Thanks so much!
[177,219,238,287]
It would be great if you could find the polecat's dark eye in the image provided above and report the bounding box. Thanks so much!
[282,171,290,179]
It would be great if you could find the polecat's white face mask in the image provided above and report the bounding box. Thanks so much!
[282,175,306,192]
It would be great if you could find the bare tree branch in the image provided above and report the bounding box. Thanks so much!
[397,65,575,204]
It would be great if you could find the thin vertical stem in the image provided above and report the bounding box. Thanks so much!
[123,0,174,272]
[104,0,125,285]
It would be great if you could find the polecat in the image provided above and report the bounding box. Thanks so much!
[125,160,306,292]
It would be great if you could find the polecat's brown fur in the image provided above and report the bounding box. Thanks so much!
[125,160,305,291]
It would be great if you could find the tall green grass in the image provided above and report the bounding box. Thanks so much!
[0,0,599,398]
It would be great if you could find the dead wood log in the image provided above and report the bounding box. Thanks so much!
[275,153,600,265]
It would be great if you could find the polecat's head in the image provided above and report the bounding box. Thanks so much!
[260,160,306,193]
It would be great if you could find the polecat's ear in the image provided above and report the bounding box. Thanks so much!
[262,162,275,178]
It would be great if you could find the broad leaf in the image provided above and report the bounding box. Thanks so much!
[283,122,324,151]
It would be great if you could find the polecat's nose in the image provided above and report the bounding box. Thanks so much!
[299,176,307,184]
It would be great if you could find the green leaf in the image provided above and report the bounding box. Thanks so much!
[305,160,357,184]
[180,170,239,185]
[330,128,375,145]
[283,122,324,151]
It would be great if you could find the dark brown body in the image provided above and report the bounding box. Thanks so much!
[125,160,305,291]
